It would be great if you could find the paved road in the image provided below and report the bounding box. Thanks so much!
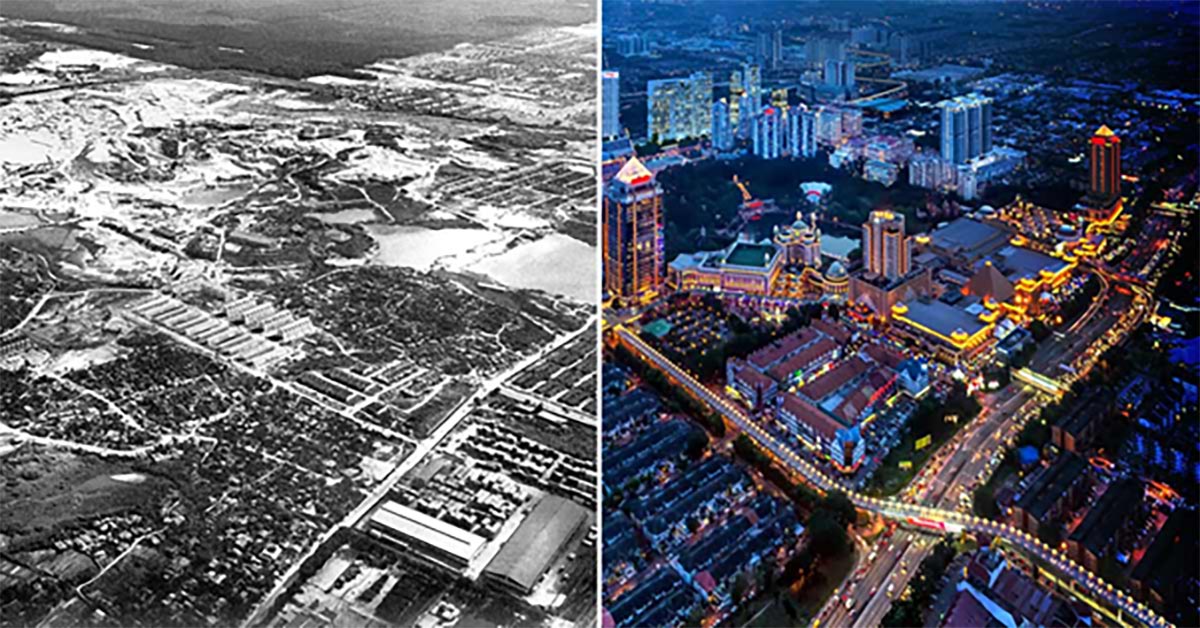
[819,388,1037,628]
[819,267,1153,627]
[614,325,1170,628]
[243,319,596,628]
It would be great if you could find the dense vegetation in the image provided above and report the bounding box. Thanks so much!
[656,157,933,261]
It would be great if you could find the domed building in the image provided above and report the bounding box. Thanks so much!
[773,211,822,268]
[822,261,849,302]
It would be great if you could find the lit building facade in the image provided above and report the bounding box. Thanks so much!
[823,262,849,302]
[668,234,844,302]
[646,72,712,143]
[815,107,843,146]
[890,299,997,365]
[1088,125,1121,202]
[840,107,864,139]
[864,159,899,187]
[777,393,866,473]
[602,71,621,139]
[668,239,782,296]
[957,164,978,200]
[736,92,755,138]
[939,93,993,164]
[814,106,862,147]
[862,210,910,280]
[773,212,822,266]
[849,267,933,321]
[603,158,664,303]
[788,106,818,157]
[728,69,744,128]
[742,63,762,110]
[751,106,785,159]
[770,88,789,108]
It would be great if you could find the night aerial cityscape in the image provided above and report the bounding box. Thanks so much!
[0,1,1197,628]
[600,2,1197,628]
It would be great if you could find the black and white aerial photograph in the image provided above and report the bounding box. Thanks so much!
[0,1,599,627]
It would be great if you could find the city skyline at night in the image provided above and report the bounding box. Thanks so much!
[601,2,1198,627]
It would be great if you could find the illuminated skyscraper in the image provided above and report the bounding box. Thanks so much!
[751,106,785,159]
[939,93,993,164]
[712,99,735,152]
[646,72,712,143]
[728,69,744,128]
[603,157,664,303]
[815,107,843,145]
[602,71,620,139]
[736,91,755,139]
[742,63,762,110]
[787,105,817,158]
[1088,125,1121,202]
[862,210,909,280]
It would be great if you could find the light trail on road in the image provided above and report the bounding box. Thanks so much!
[614,325,1171,628]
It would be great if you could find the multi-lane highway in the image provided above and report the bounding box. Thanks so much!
[819,388,1039,627]
[613,325,1171,628]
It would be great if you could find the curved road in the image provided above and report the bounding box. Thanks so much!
[614,325,1171,628]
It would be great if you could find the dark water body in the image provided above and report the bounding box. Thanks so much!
[1,0,594,78]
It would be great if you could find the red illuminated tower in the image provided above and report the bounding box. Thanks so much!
[1088,125,1121,203]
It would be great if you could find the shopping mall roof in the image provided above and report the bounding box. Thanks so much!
[929,218,1010,261]
[898,298,989,341]
[994,246,1070,283]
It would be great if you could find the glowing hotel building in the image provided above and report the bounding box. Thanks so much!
[603,158,664,304]
[862,210,910,280]
[1089,125,1121,200]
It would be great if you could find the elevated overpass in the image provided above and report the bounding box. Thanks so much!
[613,324,1172,628]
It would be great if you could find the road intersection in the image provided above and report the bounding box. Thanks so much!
[615,324,1170,628]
